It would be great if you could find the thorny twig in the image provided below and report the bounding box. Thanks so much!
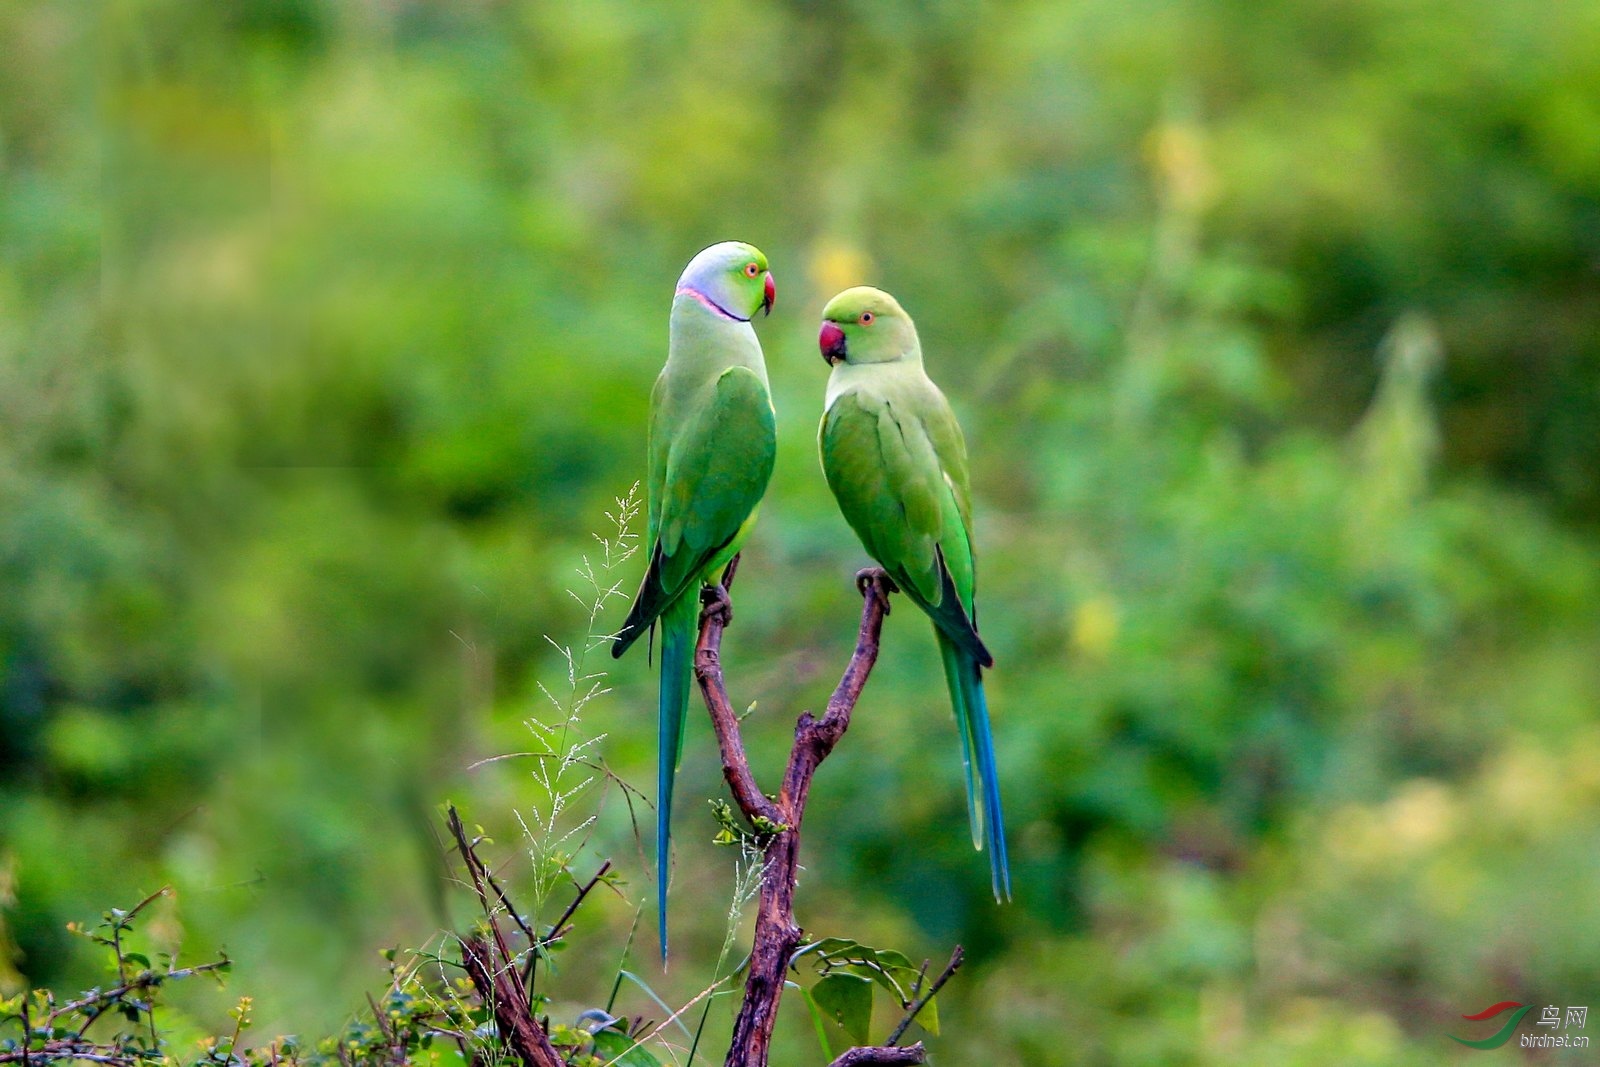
[0,889,232,1067]
[885,946,964,1046]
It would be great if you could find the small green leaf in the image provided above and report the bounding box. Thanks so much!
[591,1028,663,1066]
[811,972,873,1046]
[548,1023,586,1047]
[873,949,915,973]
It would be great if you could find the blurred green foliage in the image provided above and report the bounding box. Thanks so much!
[3,0,1599,1063]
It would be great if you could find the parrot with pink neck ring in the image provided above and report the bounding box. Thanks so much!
[613,241,777,959]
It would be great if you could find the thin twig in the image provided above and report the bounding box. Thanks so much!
[886,946,964,1046]
[547,860,613,947]
[366,992,405,1066]
[47,959,231,1023]
[482,865,538,947]
[445,807,494,914]
[0,1049,142,1066]
[907,959,931,1004]
[522,860,614,991]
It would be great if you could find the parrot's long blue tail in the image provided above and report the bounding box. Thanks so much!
[656,594,698,961]
[938,631,1012,901]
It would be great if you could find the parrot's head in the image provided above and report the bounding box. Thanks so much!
[677,241,775,321]
[818,286,918,366]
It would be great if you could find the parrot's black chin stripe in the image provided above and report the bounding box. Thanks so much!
[676,285,752,323]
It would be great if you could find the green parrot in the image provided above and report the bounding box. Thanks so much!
[816,286,1011,901]
[612,241,777,958]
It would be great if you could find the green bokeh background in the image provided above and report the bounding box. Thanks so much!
[4,1,1600,1063]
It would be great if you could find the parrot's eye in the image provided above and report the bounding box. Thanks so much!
[744,263,760,278]
[859,311,875,325]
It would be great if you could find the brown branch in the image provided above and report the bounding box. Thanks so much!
[46,958,231,1024]
[779,570,898,824]
[886,946,963,1046]
[693,567,785,830]
[481,865,539,947]
[365,992,406,1067]
[445,807,496,915]
[458,936,562,1067]
[0,1047,141,1066]
[445,806,564,1067]
[696,565,898,1067]
[827,1044,927,1067]
[546,860,613,938]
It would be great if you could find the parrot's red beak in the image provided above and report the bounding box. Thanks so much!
[761,272,776,317]
[819,321,847,365]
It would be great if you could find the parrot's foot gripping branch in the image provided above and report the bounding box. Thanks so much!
[855,566,898,604]
[699,581,734,629]
[692,559,933,1067]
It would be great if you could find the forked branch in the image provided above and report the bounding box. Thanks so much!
[444,563,951,1067]
[694,564,935,1067]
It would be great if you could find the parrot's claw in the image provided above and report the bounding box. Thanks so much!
[855,567,898,606]
[700,583,733,628]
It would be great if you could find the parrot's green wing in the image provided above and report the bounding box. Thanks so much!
[657,366,776,589]
[615,365,776,653]
[821,387,991,667]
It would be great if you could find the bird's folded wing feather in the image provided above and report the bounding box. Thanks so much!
[822,387,990,664]
[644,366,776,606]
